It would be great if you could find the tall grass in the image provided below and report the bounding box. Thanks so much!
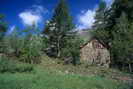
[0,66,130,89]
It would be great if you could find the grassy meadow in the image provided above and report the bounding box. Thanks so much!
[0,56,132,89]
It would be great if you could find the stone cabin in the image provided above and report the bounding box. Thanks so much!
[80,38,110,68]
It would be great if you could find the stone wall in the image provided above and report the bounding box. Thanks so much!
[80,40,110,68]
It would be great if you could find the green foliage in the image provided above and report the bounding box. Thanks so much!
[108,0,133,28]
[15,63,33,73]
[20,35,43,64]
[62,37,83,65]
[2,30,24,56]
[1,26,43,64]
[43,0,75,58]
[93,0,133,72]
[0,14,7,40]
[0,56,17,73]
[93,1,107,30]
[42,0,82,65]
[111,13,133,72]
[0,56,33,73]
[93,0,111,46]
[0,65,126,89]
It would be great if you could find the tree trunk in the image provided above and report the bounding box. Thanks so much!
[57,37,61,58]
[129,63,132,73]
[122,63,125,71]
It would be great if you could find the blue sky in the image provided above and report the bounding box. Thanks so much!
[0,0,113,33]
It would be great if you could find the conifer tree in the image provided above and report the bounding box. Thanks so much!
[93,1,107,29]
[93,0,133,71]
[111,12,133,72]
[106,0,133,29]
[93,1,110,48]
[43,0,74,58]
[0,14,7,39]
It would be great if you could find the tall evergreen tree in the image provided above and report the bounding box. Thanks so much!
[106,0,133,29]
[93,1,110,48]
[93,0,133,71]
[111,12,133,72]
[43,0,74,58]
[0,14,7,39]
[93,1,107,29]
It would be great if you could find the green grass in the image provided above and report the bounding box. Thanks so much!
[0,66,130,89]
[0,56,132,89]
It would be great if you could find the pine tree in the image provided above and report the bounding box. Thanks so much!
[111,12,133,72]
[93,0,133,71]
[93,1,107,29]
[93,1,110,48]
[43,0,74,58]
[0,14,7,40]
[106,0,133,29]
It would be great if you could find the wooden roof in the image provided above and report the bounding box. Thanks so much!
[80,37,108,49]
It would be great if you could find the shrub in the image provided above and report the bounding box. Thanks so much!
[20,35,43,64]
[0,56,33,73]
[2,33,43,64]
[1,32,25,57]
[0,56,16,73]
[15,63,33,73]
[62,37,83,65]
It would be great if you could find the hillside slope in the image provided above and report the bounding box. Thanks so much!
[0,55,132,89]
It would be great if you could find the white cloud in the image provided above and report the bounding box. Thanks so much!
[19,5,48,26]
[76,0,114,30]
[104,0,114,7]
[19,12,41,26]
[76,9,96,30]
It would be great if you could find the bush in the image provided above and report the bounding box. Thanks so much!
[15,63,33,73]
[0,56,17,73]
[1,32,25,56]
[0,56,33,73]
[2,33,43,64]
[62,37,83,65]
[20,35,43,64]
